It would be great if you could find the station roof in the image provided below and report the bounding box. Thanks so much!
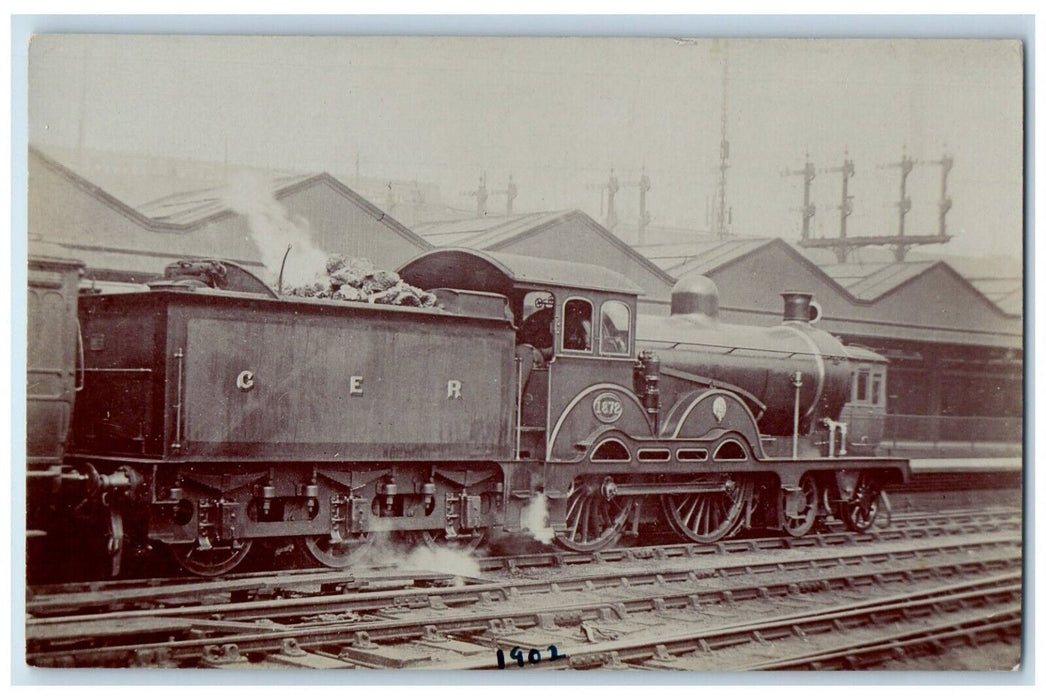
[398,247,644,297]
[636,236,1021,318]
[28,239,85,268]
[819,261,938,300]
[137,173,316,224]
[29,146,429,249]
[635,238,774,278]
[413,211,579,249]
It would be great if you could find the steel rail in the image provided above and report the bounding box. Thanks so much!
[26,512,1020,615]
[28,506,1020,608]
[438,573,1023,670]
[27,533,1020,626]
[731,608,1022,671]
[26,548,1021,667]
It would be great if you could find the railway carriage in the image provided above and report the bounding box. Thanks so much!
[27,246,910,578]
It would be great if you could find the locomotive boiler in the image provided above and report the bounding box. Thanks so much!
[636,275,853,450]
[28,246,909,578]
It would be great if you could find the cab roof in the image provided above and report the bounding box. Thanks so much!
[398,247,643,297]
[844,344,889,364]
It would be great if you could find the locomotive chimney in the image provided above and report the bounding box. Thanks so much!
[781,291,814,323]
[671,275,720,318]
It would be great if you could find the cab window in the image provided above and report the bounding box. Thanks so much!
[518,291,555,351]
[562,298,592,352]
[600,300,631,355]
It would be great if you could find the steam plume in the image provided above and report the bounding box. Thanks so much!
[222,169,328,289]
[520,493,555,544]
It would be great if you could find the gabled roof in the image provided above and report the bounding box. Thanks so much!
[29,146,431,250]
[965,277,1023,315]
[414,211,576,248]
[636,235,1020,319]
[820,261,938,300]
[635,238,774,277]
[137,173,317,224]
[414,209,677,288]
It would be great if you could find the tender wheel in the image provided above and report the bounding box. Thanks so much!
[554,479,633,553]
[661,477,750,544]
[298,533,369,568]
[779,473,819,537]
[169,539,253,577]
[421,529,486,552]
[840,473,883,532]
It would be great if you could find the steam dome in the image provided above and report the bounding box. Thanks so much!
[670,274,720,318]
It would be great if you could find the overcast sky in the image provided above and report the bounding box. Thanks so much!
[28,35,1024,259]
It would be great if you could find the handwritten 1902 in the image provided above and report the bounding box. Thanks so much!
[496,645,566,669]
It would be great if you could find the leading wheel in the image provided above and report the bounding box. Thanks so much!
[297,533,369,568]
[661,477,750,544]
[553,479,633,553]
[170,539,253,577]
[779,473,819,537]
[840,473,883,533]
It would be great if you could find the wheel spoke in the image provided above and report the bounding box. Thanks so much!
[840,473,883,533]
[554,479,631,553]
[170,539,253,577]
[780,474,819,537]
[568,493,584,541]
[298,534,369,568]
[682,496,699,527]
[662,477,750,545]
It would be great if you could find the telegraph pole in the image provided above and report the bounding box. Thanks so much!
[822,153,857,262]
[925,153,954,240]
[714,41,731,240]
[797,148,954,262]
[782,155,817,241]
[635,168,651,243]
[489,175,518,216]
[463,174,489,217]
[879,148,915,246]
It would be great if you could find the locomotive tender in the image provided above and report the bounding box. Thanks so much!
[28,244,909,577]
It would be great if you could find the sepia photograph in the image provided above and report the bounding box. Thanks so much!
[19,27,1025,676]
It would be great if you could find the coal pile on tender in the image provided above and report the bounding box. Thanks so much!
[287,255,440,308]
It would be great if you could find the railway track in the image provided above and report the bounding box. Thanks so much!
[27,507,1022,668]
[478,570,1023,671]
[27,506,1021,618]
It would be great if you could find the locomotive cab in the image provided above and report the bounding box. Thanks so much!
[399,248,643,461]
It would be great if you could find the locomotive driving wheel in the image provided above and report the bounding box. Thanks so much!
[553,478,633,553]
[779,473,819,537]
[839,473,883,533]
[169,539,253,577]
[661,476,751,544]
[298,533,369,569]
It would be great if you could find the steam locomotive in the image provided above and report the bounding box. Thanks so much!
[27,242,908,578]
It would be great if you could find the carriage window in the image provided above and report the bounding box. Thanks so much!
[600,300,631,355]
[870,372,884,407]
[562,298,592,352]
[854,369,870,403]
[519,291,555,350]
